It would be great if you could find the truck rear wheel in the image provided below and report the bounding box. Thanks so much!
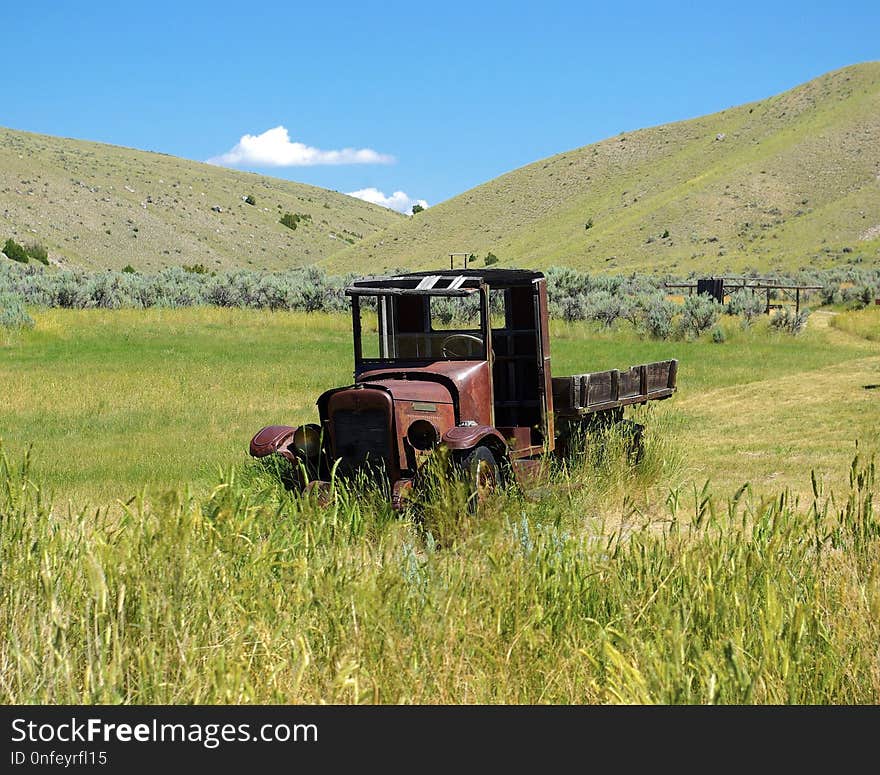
[616,419,645,463]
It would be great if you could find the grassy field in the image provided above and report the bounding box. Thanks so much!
[331,62,880,275]
[1,308,354,502]
[2,306,879,704]
[1,399,878,703]
[2,306,877,505]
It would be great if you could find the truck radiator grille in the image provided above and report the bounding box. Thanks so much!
[331,409,390,475]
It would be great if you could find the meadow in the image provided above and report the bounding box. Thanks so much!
[1,305,879,703]
[1,305,877,504]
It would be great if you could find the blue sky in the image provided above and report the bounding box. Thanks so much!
[1,1,878,212]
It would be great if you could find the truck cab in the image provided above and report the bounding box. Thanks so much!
[347,268,554,449]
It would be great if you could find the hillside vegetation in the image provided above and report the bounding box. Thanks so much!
[0,127,402,271]
[330,62,880,275]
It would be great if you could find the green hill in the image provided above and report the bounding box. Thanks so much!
[0,127,403,271]
[329,62,880,276]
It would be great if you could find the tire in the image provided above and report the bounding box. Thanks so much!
[276,452,307,492]
[457,446,500,509]
[616,419,645,463]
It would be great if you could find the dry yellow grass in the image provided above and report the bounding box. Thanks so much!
[677,353,880,496]
[831,306,880,342]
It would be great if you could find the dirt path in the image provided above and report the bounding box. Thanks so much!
[809,310,837,329]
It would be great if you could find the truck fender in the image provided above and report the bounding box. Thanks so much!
[441,425,508,460]
[250,425,297,459]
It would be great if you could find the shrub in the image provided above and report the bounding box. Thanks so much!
[182,263,210,275]
[549,293,588,322]
[711,326,726,343]
[679,293,720,338]
[244,195,256,206]
[820,281,840,306]
[25,241,49,265]
[280,213,299,230]
[726,288,765,325]
[485,252,499,266]
[0,265,873,324]
[584,291,632,328]
[411,204,424,215]
[770,307,810,334]
[52,271,93,308]
[3,238,29,264]
[641,297,677,339]
[0,293,34,329]
[84,272,136,309]
[857,285,877,309]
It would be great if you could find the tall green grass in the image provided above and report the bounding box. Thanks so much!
[2,440,877,704]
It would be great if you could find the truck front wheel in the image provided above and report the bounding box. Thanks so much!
[456,446,500,508]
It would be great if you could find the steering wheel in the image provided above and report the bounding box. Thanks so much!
[441,333,485,358]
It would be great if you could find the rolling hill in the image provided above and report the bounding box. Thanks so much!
[0,127,403,271]
[328,62,880,276]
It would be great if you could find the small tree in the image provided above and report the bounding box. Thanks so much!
[25,241,49,265]
[280,212,299,230]
[3,238,29,263]
[411,203,424,215]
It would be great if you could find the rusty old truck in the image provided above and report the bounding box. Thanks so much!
[250,269,677,507]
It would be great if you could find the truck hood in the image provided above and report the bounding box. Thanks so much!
[361,378,452,404]
[356,361,492,425]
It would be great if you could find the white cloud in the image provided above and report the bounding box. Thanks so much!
[346,187,428,215]
[207,126,394,167]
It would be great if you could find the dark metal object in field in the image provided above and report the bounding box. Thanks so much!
[251,268,678,507]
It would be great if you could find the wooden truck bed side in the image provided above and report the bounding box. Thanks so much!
[551,359,678,417]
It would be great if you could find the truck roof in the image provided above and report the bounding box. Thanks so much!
[349,268,545,293]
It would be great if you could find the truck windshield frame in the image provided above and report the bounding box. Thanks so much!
[351,287,491,365]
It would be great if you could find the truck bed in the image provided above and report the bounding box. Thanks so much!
[551,359,678,417]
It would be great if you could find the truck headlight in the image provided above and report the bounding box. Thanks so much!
[293,424,322,458]
[407,419,438,451]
